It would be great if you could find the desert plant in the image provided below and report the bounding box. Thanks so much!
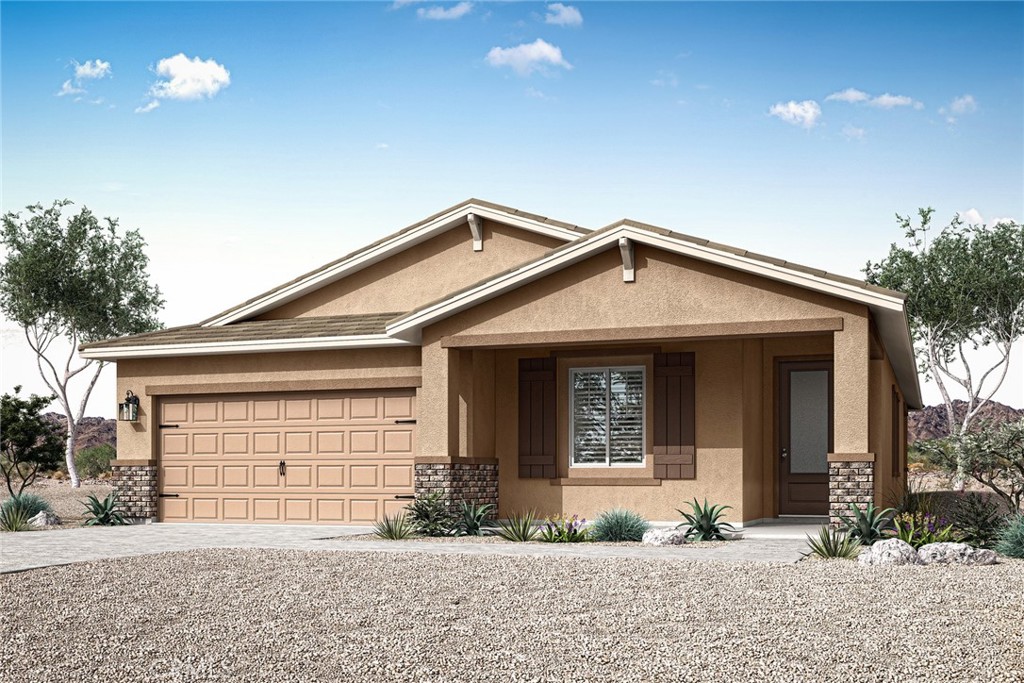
[494,510,539,542]
[804,527,862,560]
[0,387,65,496]
[891,511,957,548]
[406,491,456,537]
[839,502,894,545]
[590,508,650,542]
[0,492,53,520]
[919,420,1024,511]
[0,503,32,532]
[75,444,115,479]
[538,514,589,543]
[953,494,1007,549]
[889,476,936,517]
[373,513,416,540]
[995,514,1024,558]
[452,501,497,537]
[81,493,128,526]
[676,498,736,541]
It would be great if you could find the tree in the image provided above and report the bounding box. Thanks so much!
[0,201,163,487]
[0,386,65,496]
[865,209,1024,486]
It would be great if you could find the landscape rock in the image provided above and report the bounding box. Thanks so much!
[28,511,61,528]
[642,528,688,546]
[858,538,921,566]
[918,542,998,566]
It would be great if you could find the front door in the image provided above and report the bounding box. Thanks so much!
[777,360,833,515]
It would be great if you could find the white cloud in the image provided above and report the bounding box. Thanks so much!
[826,88,870,104]
[545,3,582,27]
[417,2,472,20]
[56,79,85,97]
[958,208,984,225]
[486,39,572,76]
[841,124,866,140]
[940,94,978,124]
[375,142,390,150]
[768,100,821,128]
[134,100,160,114]
[991,217,1017,226]
[148,54,231,101]
[525,86,551,99]
[74,59,111,81]
[869,93,923,110]
[650,70,678,88]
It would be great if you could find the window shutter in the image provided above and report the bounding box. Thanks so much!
[653,352,695,479]
[518,357,557,478]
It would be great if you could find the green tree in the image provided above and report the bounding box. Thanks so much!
[919,420,1024,512]
[865,210,1024,486]
[0,201,163,487]
[0,386,65,496]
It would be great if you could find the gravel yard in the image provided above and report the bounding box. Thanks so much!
[0,478,113,526]
[2,549,1022,682]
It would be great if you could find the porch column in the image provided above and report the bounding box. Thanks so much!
[829,315,875,525]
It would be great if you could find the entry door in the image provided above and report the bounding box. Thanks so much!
[778,360,833,515]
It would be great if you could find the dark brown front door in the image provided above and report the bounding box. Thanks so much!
[777,360,833,515]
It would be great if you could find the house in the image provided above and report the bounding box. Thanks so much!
[80,199,920,527]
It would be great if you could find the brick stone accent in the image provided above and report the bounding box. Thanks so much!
[111,464,157,520]
[415,462,498,515]
[828,460,874,527]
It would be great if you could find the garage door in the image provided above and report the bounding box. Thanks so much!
[157,390,416,524]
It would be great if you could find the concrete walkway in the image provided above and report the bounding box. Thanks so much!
[0,523,814,573]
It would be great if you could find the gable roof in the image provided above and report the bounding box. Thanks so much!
[200,199,589,327]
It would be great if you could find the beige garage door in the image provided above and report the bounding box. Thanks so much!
[157,390,416,524]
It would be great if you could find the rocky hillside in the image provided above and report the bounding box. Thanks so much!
[42,413,117,453]
[908,400,1024,444]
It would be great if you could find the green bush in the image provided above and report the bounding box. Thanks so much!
[494,510,539,542]
[406,492,456,537]
[538,514,589,543]
[590,508,649,542]
[891,511,956,549]
[953,494,1006,549]
[373,513,416,540]
[81,493,128,526]
[995,514,1024,559]
[75,444,115,479]
[804,527,862,560]
[0,493,53,519]
[676,499,736,541]
[0,504,32,532]
[452,501,496,537]
[839,502,894,545]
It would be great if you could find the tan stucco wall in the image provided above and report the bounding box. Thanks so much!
[870,351,906,506]
[256,220,564,319]
[115,348,421,461]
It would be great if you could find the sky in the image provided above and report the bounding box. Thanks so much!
[2,1,1022,417]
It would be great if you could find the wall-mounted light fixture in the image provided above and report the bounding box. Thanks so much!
[118,390,140,422]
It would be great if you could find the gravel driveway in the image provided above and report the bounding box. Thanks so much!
[2,549,1022,682]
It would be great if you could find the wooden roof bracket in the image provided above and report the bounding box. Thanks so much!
[467,213,484,252]
[618,236,635,282]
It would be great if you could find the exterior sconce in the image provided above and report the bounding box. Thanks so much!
[118,390,140,422]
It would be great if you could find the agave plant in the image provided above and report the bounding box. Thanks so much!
[0,503,32,532]
[494,510,539,542]
[676,498,736,541]
[804,527,862,560]
[452,501,497,537]
[81,493,129,527]
[839,502,894,545]
[373,513,416,540]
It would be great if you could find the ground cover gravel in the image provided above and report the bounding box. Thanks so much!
[2,549,1022,682]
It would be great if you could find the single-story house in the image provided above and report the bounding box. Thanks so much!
[81,199,920,527]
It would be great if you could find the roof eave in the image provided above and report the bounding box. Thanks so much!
[79,334,416,360]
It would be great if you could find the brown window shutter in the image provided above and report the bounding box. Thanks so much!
[518,357,557,478]
[653,352,695,479]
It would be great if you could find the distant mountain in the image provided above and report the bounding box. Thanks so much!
[42,413,117,453]
[908,400,1024,444]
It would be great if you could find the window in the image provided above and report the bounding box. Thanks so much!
[570,367,644,466]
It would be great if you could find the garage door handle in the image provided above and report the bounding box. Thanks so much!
[159,493,179,498]
[394,419,417,424]
[279,460,286,476]
[394,495,415,500]
[159,424,180,429]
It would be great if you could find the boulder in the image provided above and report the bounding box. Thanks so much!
[918,542,998,566]
[642,528,688,546]
[858,538,920,566]
[28,510,61,528]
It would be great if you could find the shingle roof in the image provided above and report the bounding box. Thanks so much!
[79,313,402,350]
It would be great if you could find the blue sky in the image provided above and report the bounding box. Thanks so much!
[2,1,1023,414]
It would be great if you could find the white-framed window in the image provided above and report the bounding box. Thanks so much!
[570,366,645,467]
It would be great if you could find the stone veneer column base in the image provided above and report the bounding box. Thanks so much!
[414,461,498,516]
[828,455,875,527]
[110,460,158,521]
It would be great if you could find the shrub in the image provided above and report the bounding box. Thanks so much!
[890,511,956,549]
[81,493,128,526]
[804,527,862,560]
[75,444,115,479]
[452,501,496,537]
[889,476,936,517]
[1,387,65,496]
[494,510,539,542]
[0,503,32,532]
[676,499,736,541]
[538,514,589,543]
[839,502,894,545]
[406,492,456,537]
[373,513,416,540]
[590,508,649,542]
[0,492,53,520]
[995,514,1024,559]
[953,494,1006,549]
